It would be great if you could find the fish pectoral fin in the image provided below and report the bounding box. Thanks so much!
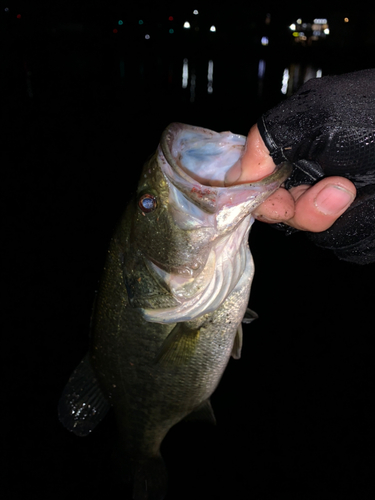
[58,352,110,437]
[154,323,200,366]
[232,308,258,359]
[242,307,259,324]
[231,323,243,360]
[183,398,217,425]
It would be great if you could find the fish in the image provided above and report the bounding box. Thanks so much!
[58,123,292,499]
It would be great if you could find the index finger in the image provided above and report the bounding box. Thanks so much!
[225,125,276,185]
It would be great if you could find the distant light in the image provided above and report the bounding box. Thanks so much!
[324,28,330,35]
[297,18,302,24]
[207,60,213,94]
[193,10,199,15]
[184,21,191,29]
[139,20,144,25]
[169,29,174,34]
[16,13,21,18]
[210,25,216,32]
[5,8,9,12]
[118,20,123,25]
[261,36,269,46]
[145,34,150,39]
[168,16,173,21]
[258,59,266,79]
[289,24,296,30]
[314,18,327,24]
[182,58,188,88]
[292,32,299,37]
[344,18,349,23]
[113,28,118,33]
[281,68,289,95]
[316,69,322,78]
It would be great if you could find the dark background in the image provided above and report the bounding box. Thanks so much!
[3,1,375,499]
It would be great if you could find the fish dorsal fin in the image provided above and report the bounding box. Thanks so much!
[242,307,258,324]
[231,324,243,360]
[183,398,217,425]
[58,353,110,436]
[155,323,200,366]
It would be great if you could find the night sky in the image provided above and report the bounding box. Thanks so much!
[3,2,375,499]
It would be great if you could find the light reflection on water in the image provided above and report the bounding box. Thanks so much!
[130,53,323,106]
[281,63,323,96]
[181,58,214,101]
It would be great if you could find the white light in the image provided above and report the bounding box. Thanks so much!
[258,59,266,79]
[182,58,188,88]
[193,9,199,15]
[289,24,296,30]
[324,28,330,35]
[261,36,269,46]
[207,60,213,93]
[297,18,302,24]
[145,34,150,39]
[210,25,216,32]
[314,18,327,24]
[316,69,322,78]
[184,21,190,29]
[281,68,289,95]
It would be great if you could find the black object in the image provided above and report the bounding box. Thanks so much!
[258,69,375,265]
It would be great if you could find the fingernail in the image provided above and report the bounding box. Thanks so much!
[224,160,242,186]
[314,185,355,215]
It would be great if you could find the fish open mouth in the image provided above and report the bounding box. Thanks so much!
[159,123,292,215]
[161,123,246,187]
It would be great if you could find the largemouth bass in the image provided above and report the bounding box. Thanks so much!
[58,123,291,499]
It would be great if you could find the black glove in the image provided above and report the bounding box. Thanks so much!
[258,69,375,265]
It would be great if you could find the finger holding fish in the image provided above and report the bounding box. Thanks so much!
[225,124,356,232]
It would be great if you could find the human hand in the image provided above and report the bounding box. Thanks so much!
[225,69,375,264]
[225,125,356,232]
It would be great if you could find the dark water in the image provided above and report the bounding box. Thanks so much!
[4,14,375,500]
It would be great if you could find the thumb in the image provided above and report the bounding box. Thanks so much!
[225,124,276,185]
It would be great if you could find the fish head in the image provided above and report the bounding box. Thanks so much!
[125,123,291,322]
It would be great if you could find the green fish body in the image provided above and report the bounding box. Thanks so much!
[59,123,291,499]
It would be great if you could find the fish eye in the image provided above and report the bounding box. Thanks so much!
[138,193,157,213]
